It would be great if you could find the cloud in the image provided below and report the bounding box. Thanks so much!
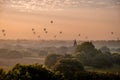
[1,0,120,12]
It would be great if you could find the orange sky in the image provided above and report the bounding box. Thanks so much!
[0,1,120,40]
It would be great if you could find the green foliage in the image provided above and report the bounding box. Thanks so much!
[53,58,85,80]
[63,54,73,59]
[116,48,120,52]
[92,53,113,68]
[99,46,111,53]
[0,64,120,80]
[74,71,120,80]
[112,53,120,65]
[5,64,63,80]
[0,68,6,80]
[45,54,63,69]
[76,42,94,52]
[75,42,101,57]
[73,52,94,66]
[74,42,113,68]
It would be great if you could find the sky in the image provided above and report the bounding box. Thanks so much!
[0,0,120,40]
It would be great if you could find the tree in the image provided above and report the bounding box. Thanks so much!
[75,42,95,52]
[99,46,111,54]
[75,42,100,57]
[92,53,113,68]
[5,64,63,80]
[53,58,85,80]
[63,54,73,59]
[45,54,63,69]
[112,53,120,65]
[116,48,120,52]
[0,68,6,80]
[74,42,101,66]
[73,52,93,66]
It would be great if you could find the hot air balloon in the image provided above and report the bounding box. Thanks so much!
[2,29,5,33]
[78,34,80,36]
[33,32,36,35]
[54,35,56,38]
[38,35,40,38]
[111,32,114,35]
[32,28,35,31]
[3,33,6,36]
[45,31,48,34]
[50,20,53,23]
[59,31,62,34]
[43,28,46,31]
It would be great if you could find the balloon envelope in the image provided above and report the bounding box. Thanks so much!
[43,28,46,31]
[33,32,36,34]
[111,32,114,35]
[50,20,53,23]
[38,35,40,38]
[54,35,56,38]
[2,29,5,33]
[60,31,62,34]
[45,31,48,34]
[32,28,34,31]
[3,33,6,36]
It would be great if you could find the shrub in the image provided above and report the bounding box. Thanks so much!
[45,54,63,69]
[53,58,85,80]
[0,68,6,80]
[5,64,63,80]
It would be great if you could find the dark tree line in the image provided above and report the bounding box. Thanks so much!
[0,64,64,80]
[0,64,120,80]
